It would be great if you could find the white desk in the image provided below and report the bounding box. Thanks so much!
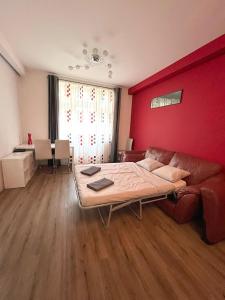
[14,144,74,162]
[15,143,56,150]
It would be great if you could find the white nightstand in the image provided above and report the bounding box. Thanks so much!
[2,151,37,188]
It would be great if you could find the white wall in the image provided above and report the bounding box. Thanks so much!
[18,69,48,142]
[118,88,132,150]
[18,68,132,150]
[0,56,21,192]
[0,31,25,76]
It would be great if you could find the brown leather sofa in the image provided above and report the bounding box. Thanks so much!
[200,173,225,244]
[121,147,225,244]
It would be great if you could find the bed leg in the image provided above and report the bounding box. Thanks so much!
[129,200,142,220]
[97,205,113,228]
[139,201,143,220]
[106,205,113,228]
[98,207,104,225]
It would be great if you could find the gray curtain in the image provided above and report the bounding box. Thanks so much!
[110,88,121,162]
[48,75,59,142]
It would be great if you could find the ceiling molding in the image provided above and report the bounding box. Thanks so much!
[0,31,25,75]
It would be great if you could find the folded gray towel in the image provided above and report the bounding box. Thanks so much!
[81,166,101,176]
[87,178,114,191]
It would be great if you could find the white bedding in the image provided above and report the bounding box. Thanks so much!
[75,162,186,207]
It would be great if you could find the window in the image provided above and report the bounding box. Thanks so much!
[58,80,115,164]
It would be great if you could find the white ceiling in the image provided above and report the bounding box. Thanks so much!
[0,0,224,87]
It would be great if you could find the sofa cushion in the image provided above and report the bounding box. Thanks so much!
[120,150,145,162]
[136,158,164,172]
[145,147,175,164]
[169,152,223,185]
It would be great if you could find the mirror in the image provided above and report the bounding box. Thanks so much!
[151,90,183,108]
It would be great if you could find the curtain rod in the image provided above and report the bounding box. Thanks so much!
[48,72,121,90]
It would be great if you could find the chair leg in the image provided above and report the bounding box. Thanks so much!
[37,160,43,170]
[53,158,56,173]
[68,158,70,173]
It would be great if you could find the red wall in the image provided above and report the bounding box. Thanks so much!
[130,52,225,166]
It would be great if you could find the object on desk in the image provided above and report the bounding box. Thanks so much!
[87,178,114,191]
[28,133,33,145]
[81,166,101,176]
[13,148,26,152]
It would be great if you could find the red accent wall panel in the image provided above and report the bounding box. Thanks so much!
[130,53,225,166]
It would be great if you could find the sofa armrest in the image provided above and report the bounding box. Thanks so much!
[174,193,201,223]
[201,183,225,244]
[157,183,202,223]
[157,192,201,223]
[119,150,146,162]
[177,185,201,200]
[176,172,225,200]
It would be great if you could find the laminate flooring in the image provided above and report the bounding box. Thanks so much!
[0,168,225,300]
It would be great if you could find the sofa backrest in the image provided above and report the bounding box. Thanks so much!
[169,152,223,185]
[145,147,175,165]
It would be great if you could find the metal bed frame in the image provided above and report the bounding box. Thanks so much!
[73,173,171,227]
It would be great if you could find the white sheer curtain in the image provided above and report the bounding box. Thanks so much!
[58,80,115,164]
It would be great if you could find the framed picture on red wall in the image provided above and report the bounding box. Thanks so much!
[151,90,183,108]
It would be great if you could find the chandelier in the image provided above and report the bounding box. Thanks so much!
[68,45,113,79]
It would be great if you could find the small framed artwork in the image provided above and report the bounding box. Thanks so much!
[150,90,183,108]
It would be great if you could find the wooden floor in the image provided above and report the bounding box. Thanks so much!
[1,168,225,300]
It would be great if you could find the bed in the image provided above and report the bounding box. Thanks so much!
[74,162,186,227]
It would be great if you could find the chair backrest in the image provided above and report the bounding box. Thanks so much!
[126,138,133,151]
[55,140,70,160]
[34,140,52,160]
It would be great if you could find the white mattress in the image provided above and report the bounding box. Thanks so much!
[75,162,186,207]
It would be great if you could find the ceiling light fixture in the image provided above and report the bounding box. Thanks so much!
[68,46,114,79]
